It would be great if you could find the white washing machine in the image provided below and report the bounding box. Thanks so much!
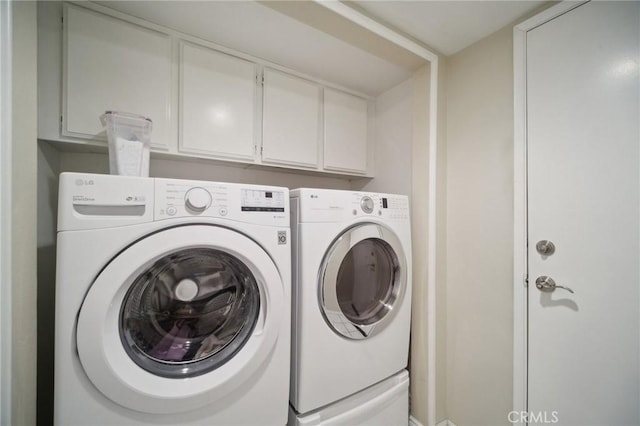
[289,188,412,416]
[54,172,291,425]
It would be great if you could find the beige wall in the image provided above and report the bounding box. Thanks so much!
[36,143,61,425]
[410,64,430,425]
[360,76,413,195]
[410,59,448,426]
[53,152,353,190]
[10,2,38,425]
[435,57,448,425]
[445,25,514,426]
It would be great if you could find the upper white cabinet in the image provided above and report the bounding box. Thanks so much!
[262,69,320,169]
[63,4,172,149]
[180,42,257,161]
[323,89,369,174]
[40,2,376,177]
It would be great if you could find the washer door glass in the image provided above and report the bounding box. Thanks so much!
[121,248,260,378]
[320,223,407,339]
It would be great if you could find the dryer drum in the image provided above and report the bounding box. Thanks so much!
[319,222,407,340]
[336,238,398,326]
[119,247,261,378]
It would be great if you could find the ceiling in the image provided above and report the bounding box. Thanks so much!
[96,0,423,95]
[94,0,550,95]
[351,1,549,56]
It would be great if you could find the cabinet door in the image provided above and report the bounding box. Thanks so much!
[323,89,369,174]
[64,4,172,150]
[262,69,320,169]
[180,42,257,161]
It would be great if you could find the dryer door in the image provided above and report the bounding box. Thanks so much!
[319,223,407,339]
[76,225,285,414]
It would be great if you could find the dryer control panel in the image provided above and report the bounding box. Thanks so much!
[378,195,410,220]
[292,188,410,223]
[349,193,409,221]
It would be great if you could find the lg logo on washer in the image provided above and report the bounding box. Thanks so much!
[74,178,95,186]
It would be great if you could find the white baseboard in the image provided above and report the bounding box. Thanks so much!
[409,415,424,426]
[410,416,456,426]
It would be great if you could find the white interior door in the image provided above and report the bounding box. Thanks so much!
[527,2,640,425]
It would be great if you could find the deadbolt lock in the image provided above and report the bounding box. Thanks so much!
[536,240,555,255]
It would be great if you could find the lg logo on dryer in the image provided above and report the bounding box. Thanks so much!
[75,179,94,186]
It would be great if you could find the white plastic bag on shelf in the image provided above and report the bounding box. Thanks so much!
[101,111,152,176]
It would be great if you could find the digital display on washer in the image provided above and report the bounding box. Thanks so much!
[241,189,285,212]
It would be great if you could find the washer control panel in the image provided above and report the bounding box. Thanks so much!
[155,178,288,225]
[57,173,290,230]
[241,189,286,212]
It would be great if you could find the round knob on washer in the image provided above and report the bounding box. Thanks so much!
[360,196,374,213]
[185,187,212,213]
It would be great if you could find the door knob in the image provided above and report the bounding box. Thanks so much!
[535,276,574,294]
[536,240,555,255]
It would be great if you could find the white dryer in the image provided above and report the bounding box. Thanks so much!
[54,172,291,425]
[289,188,412,415]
